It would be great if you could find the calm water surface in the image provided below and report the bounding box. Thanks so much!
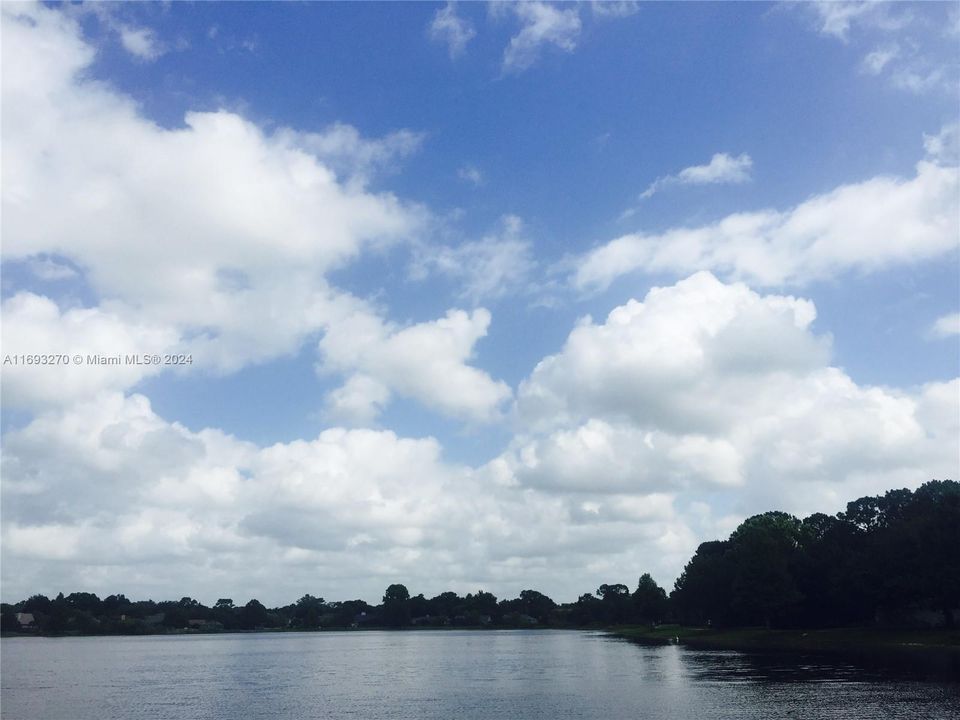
[2,630,958,720]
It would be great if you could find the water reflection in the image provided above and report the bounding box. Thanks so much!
[2,631,958,720]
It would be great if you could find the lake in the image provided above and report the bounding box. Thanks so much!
[1,630,958,719]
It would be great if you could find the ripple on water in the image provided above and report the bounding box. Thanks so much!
[1,631,958,720]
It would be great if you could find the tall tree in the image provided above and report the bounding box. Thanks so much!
[596,583,632,624]
[382,584,411,627]
[238,599,269,630]
[518,589,556,623]
[671,540,734,626]
[633,573,668,624]
[727,512,803,627]
[294,594,325,629]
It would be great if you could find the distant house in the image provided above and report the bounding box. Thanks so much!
[15,613,34,628]
[352,611,373,627]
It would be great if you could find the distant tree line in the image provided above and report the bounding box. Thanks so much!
[2,480,955,635]
[671,479,958,629]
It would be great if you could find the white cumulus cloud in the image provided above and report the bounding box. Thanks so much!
[0,2,516,426]
[640,152,753,199]
[2,4,420,374]
[322,374,392,427]
[506,272,958,518]
[1,293,179,410]
[318,306,511,423]
[579,139,959,291]
[1,392,693,603]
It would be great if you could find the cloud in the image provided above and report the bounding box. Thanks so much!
[493,1,635,74]
[577,139,959,290]
[804,2,955,95]
[507,272,958,515]
[28,257,78,281]
[318,306,511,423]
[205,23,258,55]
[1,2,471,417]
[808,2,911,41]
[674,153,753,185]
[1,293,178,410]
[521,272,829,433]
[2,2,516,429]
[276,122,425,186]
[502,2,582,73]
[861,44,899,75]
[591,2,639,19]
[457,164,484,186]
[429,2,476,59]
[1,392,693,603]
[67,3,169,62]
[929,312,960,339]
[3,2,415,322]
[322,374,391,426]
[949,7,960,38]
[411,215,537,304]
[2,393,463,599]
[640,152,753,200]
[505,419,746,493]
[890,65,950,94]
[119,26,164,61]
[810,2,886,41]
[3,275,955,605]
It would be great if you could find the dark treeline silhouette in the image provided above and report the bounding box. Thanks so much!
[2,480,956,635]
[671,479,959,629]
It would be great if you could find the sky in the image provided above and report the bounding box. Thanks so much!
[1,0,958,607]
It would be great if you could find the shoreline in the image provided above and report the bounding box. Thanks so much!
[607,624,960,652]
[607,624,960,679]
[0,625,568,639]
[5,623,958,650]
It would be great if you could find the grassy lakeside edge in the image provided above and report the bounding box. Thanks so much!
[608,624,960,656]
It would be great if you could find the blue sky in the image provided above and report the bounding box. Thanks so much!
[1,1,958,606]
